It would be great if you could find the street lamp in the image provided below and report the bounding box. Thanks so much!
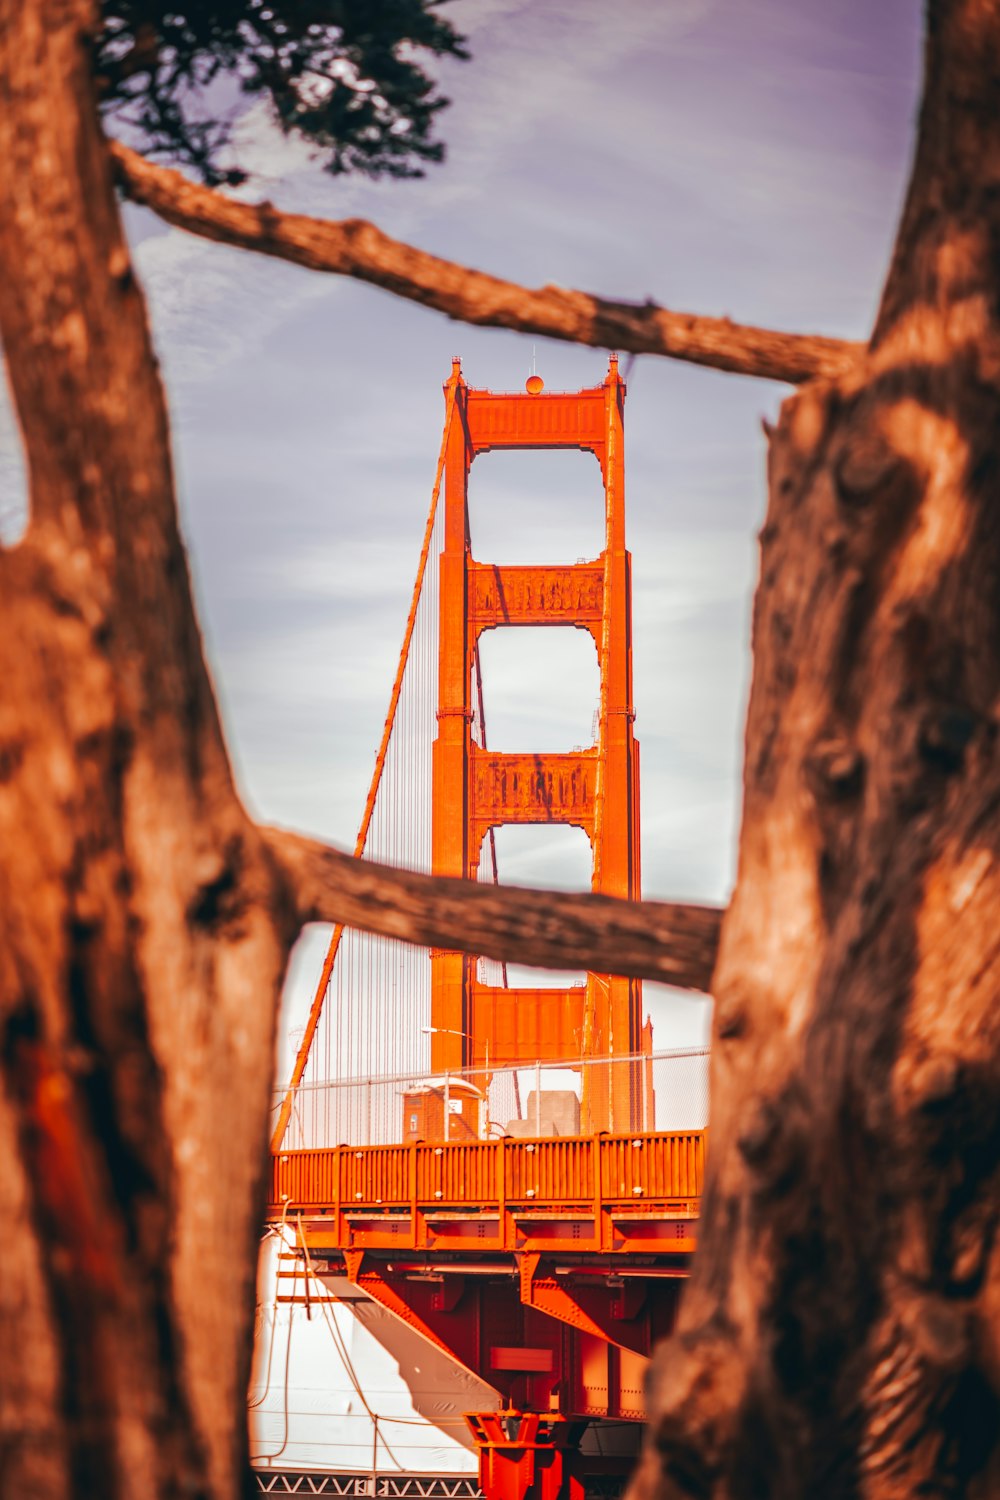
[419,1028,490,1135]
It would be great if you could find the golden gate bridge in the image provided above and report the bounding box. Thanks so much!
[255,358,708,1500]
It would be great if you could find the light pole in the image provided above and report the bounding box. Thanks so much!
[420,1027,491,1138]
[421,1026,464,1131]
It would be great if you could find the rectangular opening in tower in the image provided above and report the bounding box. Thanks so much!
[467,448,605,565]
[484,823,592,992]
[475,626,599,753]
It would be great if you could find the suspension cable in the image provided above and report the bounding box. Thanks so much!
[271,377,460,1151]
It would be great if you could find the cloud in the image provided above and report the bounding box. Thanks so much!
[436,0,714,193]
[132,216,336,394]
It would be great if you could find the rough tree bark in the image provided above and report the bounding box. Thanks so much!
[107,143,859,386]
[0,6,293,1495]
[632,2,1000,1495]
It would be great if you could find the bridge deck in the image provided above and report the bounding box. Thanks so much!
[268,1129,703,1258]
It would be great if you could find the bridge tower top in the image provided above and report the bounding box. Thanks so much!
[431,356,644,1133]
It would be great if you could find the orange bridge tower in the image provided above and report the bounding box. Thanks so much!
[430,356,646,1132]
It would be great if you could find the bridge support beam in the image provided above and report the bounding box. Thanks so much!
[430,356,645,1129]
[465,1413,588,1500]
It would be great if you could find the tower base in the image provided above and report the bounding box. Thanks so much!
[465,1413,589,1500]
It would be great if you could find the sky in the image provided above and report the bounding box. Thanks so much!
[0,0,924,1058]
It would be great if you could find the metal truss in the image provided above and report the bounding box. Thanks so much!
[252,1474,482,1499]
[252,1473,625,1500]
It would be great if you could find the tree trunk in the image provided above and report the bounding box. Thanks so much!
[636,2,1000,1494]
[0,5,295,1496]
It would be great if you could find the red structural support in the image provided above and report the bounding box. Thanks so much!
[430,358,643,1126]
[465,1415,588,1500]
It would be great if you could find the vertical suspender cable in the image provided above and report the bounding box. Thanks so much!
[271,384,459,1152]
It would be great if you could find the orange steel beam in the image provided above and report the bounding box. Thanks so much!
[270,371,460,1151]
[469,748,598,858]
[587,363,640,1132]
[464,387,608,452]
[473,637,510,991]
[518,1253,657,1356]
[429,362,474,1076]
[469,981,585,1068]
[269,1133,705,1239]
[430,358,643,1129]
[468,561,603,639]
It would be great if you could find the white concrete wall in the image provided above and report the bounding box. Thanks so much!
[250,1235,499,1476]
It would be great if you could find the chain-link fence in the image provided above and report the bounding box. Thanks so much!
[274,1047,708,1151]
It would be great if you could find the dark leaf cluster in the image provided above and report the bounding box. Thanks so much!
[95,1,469,185]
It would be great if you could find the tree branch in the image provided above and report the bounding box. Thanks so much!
[109,141,860,386]
[263,826,722,993]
